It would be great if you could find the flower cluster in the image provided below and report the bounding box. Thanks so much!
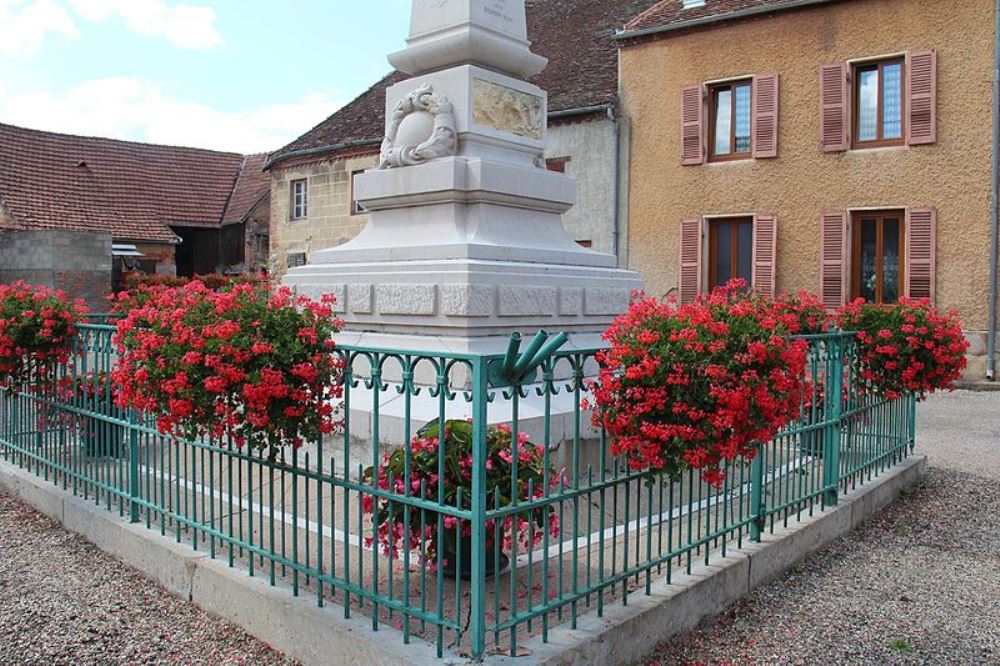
[112,280,343,459]
[837,298,968,400]
[0,281,87,392]
[362,419,561,567]
[110,272,269,314]
[590,280,811,487]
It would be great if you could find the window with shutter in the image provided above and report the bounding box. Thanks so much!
[681,85,705,165]
[679,218,704,303]
[906,50,937,145]
[852,58,905,148]
[820,63,849,152]
[752,75,779,159]
[751,214,777,297]
[905,207,936,300]
[820,212,849,310]
[707,217,753,289]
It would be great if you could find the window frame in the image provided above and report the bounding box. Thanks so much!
[707,216,754,289]
[850,209,906,305]
[708,79,753,162]
[851,57,906,149]
[349,170,366,216]
[290,179,308,220]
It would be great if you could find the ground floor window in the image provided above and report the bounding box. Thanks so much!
[851,210,904,305]
[708,217,753,289]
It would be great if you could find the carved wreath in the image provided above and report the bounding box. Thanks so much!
[378,83,457,169]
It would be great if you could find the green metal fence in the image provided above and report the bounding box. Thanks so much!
[0,326,915,661]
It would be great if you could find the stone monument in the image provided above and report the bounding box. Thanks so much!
[284,0,642,355]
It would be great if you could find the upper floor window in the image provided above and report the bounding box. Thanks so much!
[709,80,752,161]
[350,170,366,215]
[853,58,904,148]
[291,179,308,220]
[545,156,570,173]
[820,51,936,153]
[680,74,778,165]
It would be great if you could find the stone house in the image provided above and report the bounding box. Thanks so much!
[264,0,661,280]
[0,123,271,296]
[617,0,999,378]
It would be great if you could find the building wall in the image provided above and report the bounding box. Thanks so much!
[621,0,995,338]
[0,229,112,311]
[546,117,619,255]
[269,153,377,281]
[269,117,624,280]
[133,242,176,276]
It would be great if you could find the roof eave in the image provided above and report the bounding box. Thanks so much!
[263,139,383,171]
[615,0,838,43]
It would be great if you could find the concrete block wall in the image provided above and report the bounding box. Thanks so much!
[0,229,113,311]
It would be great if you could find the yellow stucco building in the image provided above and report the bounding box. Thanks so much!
[618,0,997,377]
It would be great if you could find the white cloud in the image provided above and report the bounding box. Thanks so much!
[0,77,344,153]
[66,0,223,49]
[0,0,80,58]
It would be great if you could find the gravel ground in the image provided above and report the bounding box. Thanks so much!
[0,492,296,665]
[644,390,1000,665]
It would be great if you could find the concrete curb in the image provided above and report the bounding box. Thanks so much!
[0,455,927,666]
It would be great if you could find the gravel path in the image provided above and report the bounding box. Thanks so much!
[644,390,1000,665]
[0,492,296,665]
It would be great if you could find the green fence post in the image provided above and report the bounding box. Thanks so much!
[128,409,140,523]
[908,393,917,453]
[469,355,488,662]
[822,336,845,507]
[749,442,765,542]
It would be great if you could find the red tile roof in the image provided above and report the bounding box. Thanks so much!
[622,0,839,36]
[0,123,270,244]
[267,0,662,168]
[223,153,271,225]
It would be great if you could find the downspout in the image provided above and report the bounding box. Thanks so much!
[989,0,1000,380]
[608,105,622,264]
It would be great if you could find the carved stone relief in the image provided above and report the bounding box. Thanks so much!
[472,78,543,140]
[379,83,458,169]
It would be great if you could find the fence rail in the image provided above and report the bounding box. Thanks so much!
[0,326,916,661]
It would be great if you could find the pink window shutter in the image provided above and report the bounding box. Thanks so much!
[905,207,937,300]
[819,63,849,152]
[820,212,849,311]
[751,214,777,297]
[680,85,705,165]
[906,50,937,145]
[679,218,703,303]
[752,74,779,158]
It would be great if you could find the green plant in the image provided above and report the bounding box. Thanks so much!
[362,419,561,568]
[889,638,914,653]
[0,281,87,392]
[112,281,343,460]
[837,298,968,400]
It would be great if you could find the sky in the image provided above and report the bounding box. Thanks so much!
[0,0,412,153]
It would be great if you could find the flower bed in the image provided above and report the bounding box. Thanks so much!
[590,281,812,486]
[0,281,87,392]
[363,419,561,576]
[837,297,968,400]
[112,281,343,459]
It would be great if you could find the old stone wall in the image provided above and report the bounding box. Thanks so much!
[269,153,378,282]
[621,0,995,335]
[0,229,112,311]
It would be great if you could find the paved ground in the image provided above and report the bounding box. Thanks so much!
[644,390,1000,665]
[0,492,294,665]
